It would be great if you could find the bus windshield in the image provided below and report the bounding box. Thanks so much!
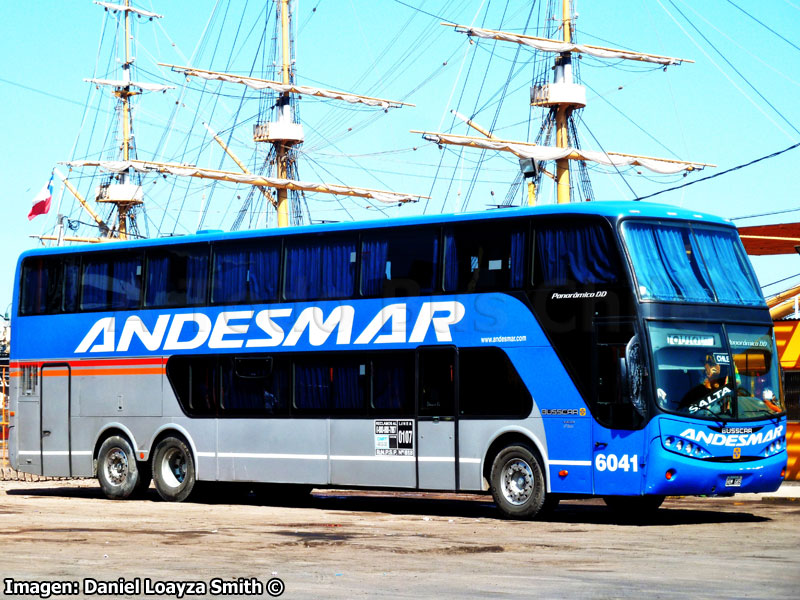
[621,221,763,306]
[648,322,784,420]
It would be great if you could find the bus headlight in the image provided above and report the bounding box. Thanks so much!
[763,438,786,457]
[662,436,710,458]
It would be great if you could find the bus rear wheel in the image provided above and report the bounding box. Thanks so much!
[489,444,546,519]
[152,436,196,502]
[97,436,142,500]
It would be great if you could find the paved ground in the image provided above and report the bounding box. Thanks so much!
[0,479,798,599]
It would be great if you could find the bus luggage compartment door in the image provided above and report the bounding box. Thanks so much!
[417,347,457,491]
[40,363,72,477]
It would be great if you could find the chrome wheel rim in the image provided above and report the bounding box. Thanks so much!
[501,458,534,506]
[105,448,129,486]
[160,448,186,488]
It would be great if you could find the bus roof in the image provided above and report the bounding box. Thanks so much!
[18,200,733,260]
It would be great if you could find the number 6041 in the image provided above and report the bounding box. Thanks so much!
[595,453,638,472]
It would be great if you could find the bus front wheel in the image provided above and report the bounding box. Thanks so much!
[152,436,196,502]
[489,444,546,519]
[97,436,142,500]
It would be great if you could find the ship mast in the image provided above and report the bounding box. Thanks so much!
[555,0,575,204]
[56,1,172,243]
[275,0,295,228]
[58,1,422,241]
[423,1,711,207]
[156,0,419,228]
[117,0,136,237]
[94,0,166,240]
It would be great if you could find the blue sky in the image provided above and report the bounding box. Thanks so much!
[2,0,799,312]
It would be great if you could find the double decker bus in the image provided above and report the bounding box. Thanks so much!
[8,202,787,518]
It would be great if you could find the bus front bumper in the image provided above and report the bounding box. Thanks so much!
[644,438,786,496]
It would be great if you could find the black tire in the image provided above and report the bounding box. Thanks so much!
[152,436,196,502]
[97,436,142,500]
[603,494,665,518]
[489,444,546,519]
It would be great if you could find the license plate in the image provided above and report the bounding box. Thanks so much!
[725,475,742,488]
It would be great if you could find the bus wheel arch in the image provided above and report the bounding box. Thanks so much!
[484,432,549,520]
[150,430,197,502]
[482,431,548,491]
[94,428,149,499]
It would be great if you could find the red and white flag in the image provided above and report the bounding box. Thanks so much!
[28,173,54,221]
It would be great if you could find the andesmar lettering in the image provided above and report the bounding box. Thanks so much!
[679,425,784,447]
[75,301,465,354]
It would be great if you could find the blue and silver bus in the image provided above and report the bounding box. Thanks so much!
[8,202,787,518]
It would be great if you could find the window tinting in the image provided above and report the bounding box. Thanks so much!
[361,229,439,296]
[167,355,289,416]
[220,356,289,414]
[418,347,456,417]
[20,257,64,315]
[212,240,280,305]
[145,245,209,307]
[535,221,621,286]
[459,348,532,417]
[167,355,218,416]
[63,258,80,313]
[284,236,357,300]
[294,359,368,411]
[443,221,526,292]
[81,253,142,311]
[372,353,414,413]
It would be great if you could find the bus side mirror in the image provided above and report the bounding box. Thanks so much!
[625,336,647,418]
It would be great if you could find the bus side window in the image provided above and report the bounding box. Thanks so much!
[284,235,357,301]
[534,221,621,287]
[372,353,414,415]
[293,359,367,413]
[20,257,64,315]
[81,256,111,311]
[166,356,218,416]
[442,222,526,293]
[211,240,280,305]
[145,245,209,307]
[220,356,288,414]
[361,229,440,297]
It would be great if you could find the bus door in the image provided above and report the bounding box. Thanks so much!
[591,322,647,495]
[416,346,458,491]
[40,363,72,477]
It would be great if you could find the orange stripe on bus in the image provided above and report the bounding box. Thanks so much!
[41,371,70,377]
[10,359,164,368]
[72,358,164,367]
[71,367,165,376]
